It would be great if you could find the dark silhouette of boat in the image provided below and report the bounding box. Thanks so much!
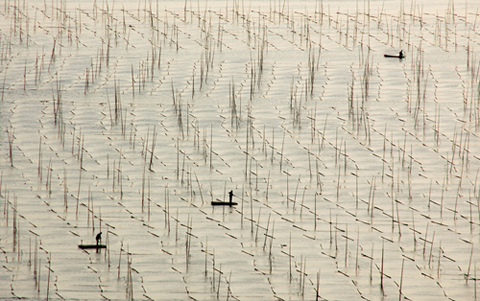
[78,232,106,251]
[211,190,237,206]
[78,244,107,249]
[384,50,405,59]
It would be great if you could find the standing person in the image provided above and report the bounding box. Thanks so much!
[96,232,102,246]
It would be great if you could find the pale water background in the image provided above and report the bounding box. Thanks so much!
[1,0,480,300]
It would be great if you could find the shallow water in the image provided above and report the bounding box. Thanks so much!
[1,0,480,300]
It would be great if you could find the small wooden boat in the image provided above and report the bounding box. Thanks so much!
[384,54,405,58]
[211,201,238,206]
[384,50,405,59]
[78,244,107,249]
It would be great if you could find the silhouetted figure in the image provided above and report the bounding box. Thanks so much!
[228,190,233,204]
[399,50,405,58]
[96,232,102,246]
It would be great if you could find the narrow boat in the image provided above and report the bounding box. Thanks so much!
[384,50,405,59]
[78,244,107,249]
[211,201,238,206]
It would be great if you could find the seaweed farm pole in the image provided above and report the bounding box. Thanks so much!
[194,172,204,204]
[380,240,384,293]
[466,244,474,283]
[355,165,359,210]
[280,128,285,172]
[314,193,317,231]
[315,270,320,301]
[334,217,338,258]
[38,136,42,182]
[423,223,429,257]
[344,224,349,268]
[475,262,478,300]
[1,69,7,102]
[271,127,275,163]
[212,249,216,293]
[210,124,213,170]
[241,184,244,228]
[216,263,222,299]
[33,237,38,289]
[76,159,82,220]
[7,125,14,167]
[185,216,192,271]
[411,209,417,251]
[204,237,208,276]
[245,119,249,180]
[266,171,270,201]
[12,197,17,252]
[63,168,68,211]
[46,255,51,301]
[428,231,435,269]
[148,177,151,221]
[289,232,292,283]
[38,257,41,293]
[268,221,275,274]
[300,256,307,297]
[165,185,170,233]
[329,210,333,247]
[142,166,146,212]
[148,126,157,172]
[117,241,123,279]
[355,229,360,275]
[131,64,135,97]
[250,185,254,234]
[369,243,374,284]
[399,258,404,301]
[263,213,271,251]
[176,137,179,180]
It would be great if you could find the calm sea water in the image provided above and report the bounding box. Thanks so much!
[1,0,480,300]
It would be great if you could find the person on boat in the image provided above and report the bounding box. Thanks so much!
[228,190,234,203]
[96,232,102,245]
[399,50,405,58]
